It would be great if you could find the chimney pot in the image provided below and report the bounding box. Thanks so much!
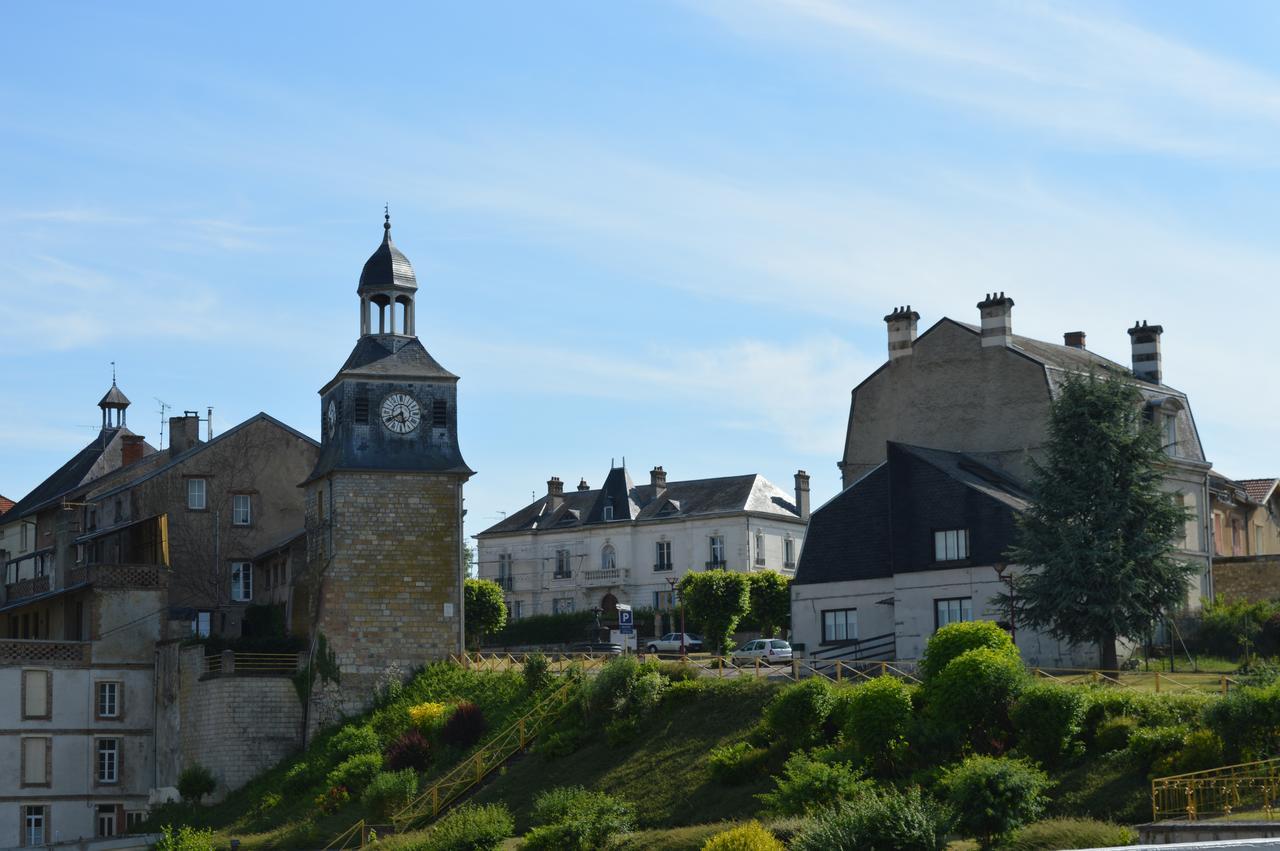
[577,478,590,492]
[977,292,1015,348]
[1063,331,1086,349]
[546,476,564,510]
[883,304,921,361]
[168,415,201,456]
[1127,320,1164,384]
[650,466,668,494]
[121,434,146,467]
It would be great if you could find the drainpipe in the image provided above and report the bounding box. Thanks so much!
[457,481,467,655]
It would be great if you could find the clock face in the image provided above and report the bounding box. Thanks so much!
[380,392,421,434]
[326,400,337,436]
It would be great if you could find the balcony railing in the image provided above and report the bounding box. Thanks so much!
[583,568,620,585]
[4,575,51,602]
[654,563,674,572]
[496,576,514,591]
[68,563,167,588]
[0,639,91,666]
[705,560,726,571]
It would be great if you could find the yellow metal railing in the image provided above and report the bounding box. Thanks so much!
[204,652,301,675]
[1153,757,1280,822]
[1033,667,1238,694]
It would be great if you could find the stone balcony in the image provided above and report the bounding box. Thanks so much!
[0,638,91,666]
[582,568,622,587]
[3,574,51,603]
[67,563,167,589]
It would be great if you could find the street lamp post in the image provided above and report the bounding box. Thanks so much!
[994,562,1016,647]
[666,576,686,656]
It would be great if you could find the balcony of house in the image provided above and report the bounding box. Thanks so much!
[582,568,622,587]
[66,563,168,590]
[0,637,91,666]
[66,514,171,591]
[704,559,727,571]
[2,548,54,604]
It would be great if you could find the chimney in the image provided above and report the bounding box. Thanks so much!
[977,292,1014,348]
[650,466,667,497]
[577,478,590,492]
[795,470,811,521]
[883,305,920,361]
[546,477,564,511]
[1063,331,1086,350]
[168,414,201,456]
[1127,320,1164,384]
[121,434,146,467]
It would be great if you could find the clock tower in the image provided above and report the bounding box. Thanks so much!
[304,212,472,723]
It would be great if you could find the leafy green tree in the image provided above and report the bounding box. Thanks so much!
[997,373,1194,670]
[940,755,1049,850]
[746,570,791,638]
[177,764,217,804]
[464,578,508,647]
[677,569,750,654]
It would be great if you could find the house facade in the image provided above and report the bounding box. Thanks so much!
[476,465,809,628]
[793,295,1213,664]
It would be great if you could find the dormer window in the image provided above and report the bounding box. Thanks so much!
[603,503,614,521]
[1164,412,1178,457]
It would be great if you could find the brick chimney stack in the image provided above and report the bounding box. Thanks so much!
[795,470,811,521]
[1127,320,1164,384]
[168,414,201,456]
[650,466,667,497]
[884,305,920,361]
[577,478,590,492]
[121,434,146,467]
[1063,331,1086,350]
[978,292,1014,348]
[546,476,564,511]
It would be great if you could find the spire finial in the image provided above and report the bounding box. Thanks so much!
[383,203,391,235]
[111,360,116,385]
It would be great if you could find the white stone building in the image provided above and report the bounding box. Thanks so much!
[475,465,810,625]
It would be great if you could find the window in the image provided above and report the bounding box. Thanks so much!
[21,738,49,786]
[552,597,574,615]
[126,811,146,832]
[1164,413,1178,457]
[709,536,725,567]
[353,394,370,424]
[96,682,121,720]
[603,504,614,521]
[497,553,513,591]
[653,590,674,610]
[187,478,207,510]
[822,609,857,643]
[97,804,117,838]
[96,738,119,784]
[22,670,50,720]
[432,398,447,428]
[193,610,211,638]
[554,549,572,579]
[23,806,46,847]
[231,562,253,602]
[232,494,252,526]
[933,529,970,562]
[935,597,973,630]
[655,541,673,571]
[755,530,766,565]
[509,599,523,619]
[784,537,795,568]
[601,545,616,571]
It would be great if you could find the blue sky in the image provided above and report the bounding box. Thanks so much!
[2,1,1279,539]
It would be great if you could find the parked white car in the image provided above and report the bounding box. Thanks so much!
[731,639,793,665]
[646,633,704,653]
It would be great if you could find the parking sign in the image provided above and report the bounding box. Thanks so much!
[617,604,634,634]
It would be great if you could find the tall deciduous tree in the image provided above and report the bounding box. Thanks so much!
[997,373,1194,670]
[678,569,750,654]
[464,577,508,648]
[746,570,792,638]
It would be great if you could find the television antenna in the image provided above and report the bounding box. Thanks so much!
[154,398,171,449]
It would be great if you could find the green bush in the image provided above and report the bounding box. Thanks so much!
[1011,683,1085,766]
[763,678,834,746]
[328,724,382,761]
[523,786,635,851]
[1205,681,1280,762]
[523,652,552,694]
[1092,716,1139,752]
[417,802,514,851]
[940,755,1050,850]
[655,660,700,682]
[1081,689,1209,743]
[701,821,785,851]
[283,759,324,793]
[489,610,598,646]
[584,657,667,724]
[326,752,384,795]
[926,647,1028,751]
[756,752,871,816]
[790,786,947,851]
[1126,725,1188,773]
[836,676,913,774]
[921,620,1019,681]
[1198,597,1280,658]
[1151,728,1224,778]
[156,825,217,851]
[362,769,419,820]
[1003,818,1137,851]
[707,742,770,785]
[177,764,216,803]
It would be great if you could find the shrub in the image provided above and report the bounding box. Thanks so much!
[362,769,419,820]
[584,657,667,724]
[927,647,1028,751]
[708,741,769,785]
[922,620,1019,681]
[1003,817,1137,850]
[764,678,835,746]
[655,660,700,682]
[1081,689,1208,742]
[283,759,324,793]
[790,786,947,851]
[315,785,351,814]
[1205,681,1280,762]
[837,676,913,773]
[523,786,634,851]
[940,755,1050,850]
[1198,597,1280,658]
[1012,683,1085,766]
[386,729,433,772]
[701,821,785,851]
[1126,725,1189,774]
[408,701,452,732]
[756,752,871,816]
[1092,716,1139,752]
[177,764,217,803]
[156,825,217,851]
[523,652,552,694]
[252,791,282,818]
[440,701,487,749]
[419,802,513,851]
[326,752,384,795]
[328,724,382,760]
[1151,728,1225,779]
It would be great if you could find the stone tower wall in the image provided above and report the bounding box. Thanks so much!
[308,470,463,725]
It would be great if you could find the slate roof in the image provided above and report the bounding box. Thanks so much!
[321,336,457,394]
[792,463,891,586]
[358,216,417,294]
[98,382,130,408]
[3,429,128,522]
[477,467,803,536]
[1239,478,1279,505]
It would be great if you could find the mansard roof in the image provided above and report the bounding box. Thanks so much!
[321,336,457,394]
[358,215,418,295]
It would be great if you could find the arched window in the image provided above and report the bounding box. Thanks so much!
[602,544,616,571]
[755,530,766,566]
